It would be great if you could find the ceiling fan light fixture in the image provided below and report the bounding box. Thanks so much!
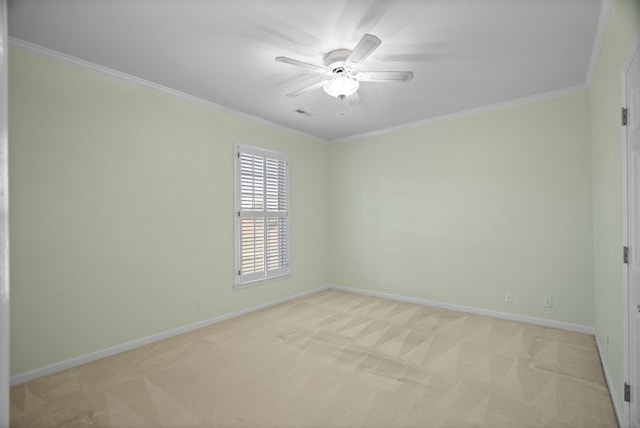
[323,75,359,98]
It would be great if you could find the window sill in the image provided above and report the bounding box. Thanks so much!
[234,273,291,290]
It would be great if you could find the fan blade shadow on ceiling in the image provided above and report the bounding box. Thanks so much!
[223,6,322,54]
[286,80,328,97]
[379,41,493,63]
[378,44,499,75]
[356,70,413,82]
[335,0,391,41]
[275,56,330,74]
[354,0,393,36]
[335,0,428,42]
[262,72,326,95]
[353,85,379,116]
[381,52,456,62]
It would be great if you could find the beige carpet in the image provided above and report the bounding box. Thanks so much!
[10,289,617,427]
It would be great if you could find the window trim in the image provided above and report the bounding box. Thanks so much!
[233,143,290,288]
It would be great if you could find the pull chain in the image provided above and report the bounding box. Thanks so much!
[339,95,345,116]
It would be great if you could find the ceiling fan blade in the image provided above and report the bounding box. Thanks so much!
[355,71,414,82]
[347,34,381,64]
[275,56,330,74]
[286,80,328,97]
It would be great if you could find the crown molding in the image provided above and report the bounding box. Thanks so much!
[332,0,610,144]
[331,83,589,144]
[8,37,327,144]
[9,27,603,147]
[586,0,614,88]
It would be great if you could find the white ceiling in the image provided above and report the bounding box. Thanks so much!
[8,0,604,142]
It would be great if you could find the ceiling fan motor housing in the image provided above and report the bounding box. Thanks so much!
[276,34,412,99]
[324,48,352,73]
[321,49,358,98]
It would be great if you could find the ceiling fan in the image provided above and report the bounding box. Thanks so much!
[275,34,413,102]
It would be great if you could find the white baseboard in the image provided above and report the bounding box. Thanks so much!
[11,284,596,386]
[328,285,595,335]
[10,285,329,386]
[595,334,623,428]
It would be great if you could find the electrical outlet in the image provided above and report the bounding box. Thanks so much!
[543,296,553,308]
[505,291,513,303]
[196,299,204,310]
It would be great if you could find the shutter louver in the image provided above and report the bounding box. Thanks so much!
[266,158,287,212]
[266,216,288,271]
[235,146,289,286]
[240,217,264,275]
[240,153,264,211]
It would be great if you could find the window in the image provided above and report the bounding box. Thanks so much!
[234,144,289,287]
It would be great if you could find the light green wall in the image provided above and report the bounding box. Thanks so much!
[591,0,640,414]
[9,2,638,401]
[329,92,594,326]
[9,48,330,374]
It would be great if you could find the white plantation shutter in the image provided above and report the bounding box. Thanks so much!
[235,145,289,286]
